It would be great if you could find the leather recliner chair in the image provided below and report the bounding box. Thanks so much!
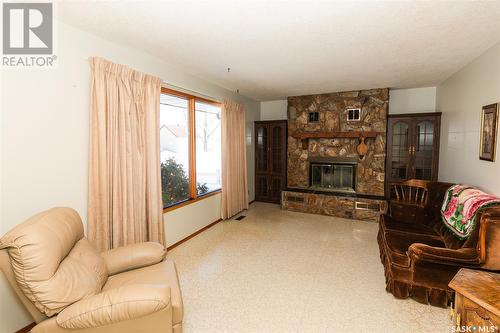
[0,207,183,332]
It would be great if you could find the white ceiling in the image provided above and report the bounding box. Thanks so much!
[58,0,500,101]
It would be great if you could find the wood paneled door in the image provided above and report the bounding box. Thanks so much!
[255,120,287,203]
[385,113,441,197]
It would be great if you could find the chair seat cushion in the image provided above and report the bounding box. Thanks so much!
[381,214,438,236]
[103,259,183,326]
[383,231,445,268]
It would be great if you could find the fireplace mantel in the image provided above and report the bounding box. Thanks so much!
[293,131,384,149]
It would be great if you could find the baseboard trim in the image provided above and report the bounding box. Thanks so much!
[248,200,255,205]
[15,322,35,333]
[167,218,222,251]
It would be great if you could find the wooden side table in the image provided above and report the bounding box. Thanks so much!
[449,268,500,332]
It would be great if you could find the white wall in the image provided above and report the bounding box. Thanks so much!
[0,71,27,333]
[0,21,259,333]
[436,42,500,195]
[165,193,221,247]
[389,87,437,114]
[260,100,288,120]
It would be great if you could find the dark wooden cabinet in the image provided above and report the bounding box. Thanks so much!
[255,120,287,203]
[385,113,441,196]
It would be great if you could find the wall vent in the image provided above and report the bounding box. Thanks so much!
[308,111,319,122]
[287,195,305,203]
[355,201,380,211]
[347,108,361,121]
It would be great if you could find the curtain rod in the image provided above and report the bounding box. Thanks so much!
[85,57,225,103]
[162,82,223,103]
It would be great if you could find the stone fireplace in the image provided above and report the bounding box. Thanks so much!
[281,88,389,222]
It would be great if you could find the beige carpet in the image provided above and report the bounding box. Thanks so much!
[168,202,448,332]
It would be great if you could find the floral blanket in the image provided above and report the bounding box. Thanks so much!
[441,184,500,239]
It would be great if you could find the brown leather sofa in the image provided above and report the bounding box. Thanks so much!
[378,182,500,307]
[0,207,183,332]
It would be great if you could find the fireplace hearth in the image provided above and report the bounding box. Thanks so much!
[309,157,356,193]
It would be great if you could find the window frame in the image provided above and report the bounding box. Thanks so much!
[161,87,222,212]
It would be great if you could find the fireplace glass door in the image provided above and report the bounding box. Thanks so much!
[310,163,355,192]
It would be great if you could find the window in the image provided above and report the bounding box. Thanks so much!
[160,88,222,209]
[195,101,222,195]
[160,93,191,206]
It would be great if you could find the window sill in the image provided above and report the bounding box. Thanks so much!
[163,190,221,213]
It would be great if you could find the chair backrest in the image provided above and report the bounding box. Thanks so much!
[391,179,430,207]
[0,207,108,317]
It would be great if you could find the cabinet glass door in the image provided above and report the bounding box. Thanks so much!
[414,120,434,180]
[256,125,268,173]
[256,175,269,200]
[270,176,283,202]
[390,121,411,180]
[271,125,284,174]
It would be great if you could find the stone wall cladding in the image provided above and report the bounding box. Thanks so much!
[281,191,388,223]
[287,88,389,196]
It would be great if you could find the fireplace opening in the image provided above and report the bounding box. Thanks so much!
[309,158,356,192]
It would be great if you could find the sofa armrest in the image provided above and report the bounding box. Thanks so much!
[408,243,481,266]
[56,285,170,329]
[102,242,166,275]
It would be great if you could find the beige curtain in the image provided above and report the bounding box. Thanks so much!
[88,57,164,251]
[221,100,249,219]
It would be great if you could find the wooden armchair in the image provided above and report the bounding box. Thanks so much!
[389,179,430,222]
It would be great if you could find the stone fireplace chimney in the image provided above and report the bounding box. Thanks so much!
[281,88,389,222]
[286,88,388,197]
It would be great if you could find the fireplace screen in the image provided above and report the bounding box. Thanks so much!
[310,163,355,192]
